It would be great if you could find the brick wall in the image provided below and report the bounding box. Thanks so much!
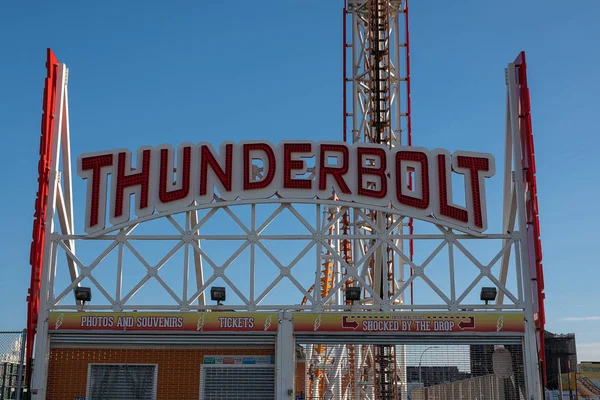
[295,361,306,398]
[47,346,275,400]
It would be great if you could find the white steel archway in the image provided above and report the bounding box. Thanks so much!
[28,50,544,399]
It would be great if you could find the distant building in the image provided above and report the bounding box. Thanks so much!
[468,332,578,391]
[469,344,495,377]
[544,331,577,390]
[406,365,470,387]
[469,343,526,397]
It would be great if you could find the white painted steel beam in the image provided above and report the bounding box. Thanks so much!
[275,311,295,399]
[190,209,206,306]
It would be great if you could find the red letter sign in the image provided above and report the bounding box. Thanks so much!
[79,153,113,232]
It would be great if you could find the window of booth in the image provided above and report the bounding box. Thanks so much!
[86,364,158,400]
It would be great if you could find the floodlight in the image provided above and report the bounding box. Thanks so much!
[480,287,497,304]
[345,287,361,303]
[211,286,226,305]
[75,287,92,304]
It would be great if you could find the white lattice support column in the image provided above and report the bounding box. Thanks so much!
[507,62,542,400]
[347,5,409,398]
[348,0,407,146]
[276,311,295,400]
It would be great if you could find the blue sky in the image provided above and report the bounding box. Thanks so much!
[1,0,599,362]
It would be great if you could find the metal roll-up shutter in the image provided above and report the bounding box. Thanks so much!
[86,364,158,400]
[200,364,275,400]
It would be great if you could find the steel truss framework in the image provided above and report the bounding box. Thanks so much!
[343,1,412,397]
[345,0,410,147]
[28,50,544,399]
[46,202,527,313]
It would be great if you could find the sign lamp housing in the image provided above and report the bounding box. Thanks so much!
[74,287,92,304]
[211,286,226,304]
[480,287,497,304]
[345,287,361,303]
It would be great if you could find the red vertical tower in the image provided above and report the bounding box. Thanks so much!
[514,51,546,385]
[27,48,59,382]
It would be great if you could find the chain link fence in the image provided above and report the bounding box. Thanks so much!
[0,331,27,400]
[299,342,527,399]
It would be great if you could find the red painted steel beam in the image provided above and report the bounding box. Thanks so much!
[27,48,58,383]
[514,51,547,385]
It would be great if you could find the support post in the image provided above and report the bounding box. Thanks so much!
[15,329,26,400]
[1,362,7,400]
[276,311,295,400]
